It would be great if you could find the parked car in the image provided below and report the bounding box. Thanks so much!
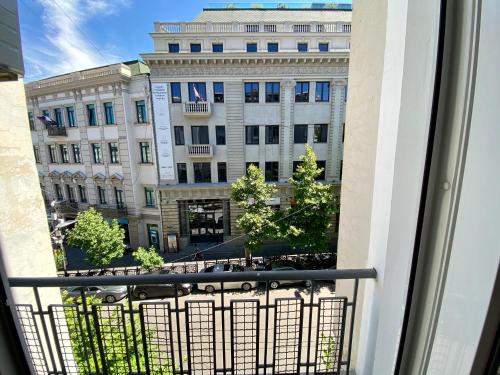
[132,269,193,300]
[65,286,128,303]
[262,261,312,289]
[198,263,257,293]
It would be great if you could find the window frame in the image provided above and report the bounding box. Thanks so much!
[78,185,87,203]
[313,124,328,143]
[140,141,151,163]
[297,42,308,52]
[213,82,224,103]
[115,187,125,209]
[265,161,279,182]
[193,162,212,183]
[318,42,329,52]
[295,82,310,102]
[245,126,260,145]
[170,82,182,103]
[294,124,308,143]
[54,184,63,200]
[265,82,280,103]
[33,146,40,163]
[246,43,258,53]
[48,145,57,163]
[71,144,81,163]
[212,43,223,53]
[217,162,227,183]
[315,81,330,102]
[191,126,209,145]
[168,43,180,53]
[135,100,147,123]
[53,108,63,127]
[103,102,115,125]
[244,82,259,103]
[177,163,187,183]
[265,125,280,144]
[66,184,76,203]
[86,104,97,126]
[144,187,155,207]
[59,144,69,164]
[66,106,76,127]
[215,126,226,145]
[97,186,106,204]
[190,43,202,53]
[92,143,102,164]
[267,42,279,52]
[188,82,207,102]
[316,160,326,180]
[28,112,35,130]
[108,142,119,164]
[174,126,185,145]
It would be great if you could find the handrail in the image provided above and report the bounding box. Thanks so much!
[8,268,376,287]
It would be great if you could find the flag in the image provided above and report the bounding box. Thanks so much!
[193,85,204,102]
[37,115,57,126]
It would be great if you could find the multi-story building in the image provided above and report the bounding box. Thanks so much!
[26,61,163,249]
[142,4,351,250]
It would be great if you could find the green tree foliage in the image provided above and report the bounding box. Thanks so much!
[67,208,125,267]
[133,246,164,272]
[231,164,278,263]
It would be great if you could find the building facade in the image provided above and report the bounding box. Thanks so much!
[142,6,351,251]
[26,61,163,249]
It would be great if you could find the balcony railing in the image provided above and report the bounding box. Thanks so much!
[9,268,376,375]
[183,101,212,117]
[186,144,213,158]
[91,204,128,218]
[47,126,67,137]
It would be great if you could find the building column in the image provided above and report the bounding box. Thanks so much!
[279,79,295,180]
[327,79,347,180]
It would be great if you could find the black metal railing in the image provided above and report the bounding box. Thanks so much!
[47,126,67,137]
[9,268,376,375]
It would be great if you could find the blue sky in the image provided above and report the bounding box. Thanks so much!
[19,1,349,81]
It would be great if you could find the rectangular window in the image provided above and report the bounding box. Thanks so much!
[92,143,102,163]
[72,144,81,163]
[53,108,63,126]
[267,42,278,52]
[245,126,259,144]
[78,185,87,203]
[136,100,147,123]
[174,126,185,145]
[59,144,69,163]
[97,186,106,204]
[115,188,124,208]
[212,43,223,53]
[298,42,308,52]
[216,126,226,145]
[168,43,179,53]
[213,82,224,103]
[33,146,40,163]
[265,125,279,144]
[293,161,302,174]
[265,82,280,103]
[294,125,308,143]
[246,43,257,52]
[265,162,279,182]
[48,145,57,163]
[246,162,259,174]
[177,163,187,183]
[315,82,330,102]
[54,184,63,200]
[66,185,76,203]
[170,82,182,103]
[314,124,328,143]
[340,160,343,180]
[109,142,119,163]
[191,126,209,144]
[87,104,97,126]
[145,187,155,207]
[103,102,114,125]
[140,142,151,163]
[217,162,227,182]
[342,123,345,143]
[193,162,211,183]
[190,43,201,53]
[28,112,35,130]
[244,82,259,103]
[319,42,329,52]
[66,106,76,127]
[316,160,326,180]
[42,109,49,118]
[188,82,207,102]
[295,82,310,102]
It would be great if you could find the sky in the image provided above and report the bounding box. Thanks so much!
[18,1,349,82]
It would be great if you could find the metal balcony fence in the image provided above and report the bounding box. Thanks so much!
[9,268,376,375]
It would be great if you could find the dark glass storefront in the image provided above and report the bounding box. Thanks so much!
[179,199,230,243]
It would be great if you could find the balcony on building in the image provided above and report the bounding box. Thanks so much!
[47,125,67,137]
[186,144,213,158]
[183,101,212,117]
[91,203,127,218]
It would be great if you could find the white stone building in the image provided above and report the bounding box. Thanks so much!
[142,5,351,250]
[26,61,163,250]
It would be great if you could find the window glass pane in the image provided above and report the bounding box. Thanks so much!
[212,43,223,52]
[188,83,207,102]
[316,161,326,180]
[66,106,76,127]
[136,100,147,123]
[315,82,330,102]
[59,145,69,163]
[168,43,179,53]
[140,142,151,163]
[28,112,35,130]
[193,163,211,183]
[145,188,155,207]
[293,161,303,174]
[216,126,226,145]
[244,82,259,103]
[298,43,308,52]
[245,126,259,144]
[295,82,310,102]
[217,162,227,182]
[246,43,257,52]
[48,145,57,163]
[177,163,187,183]
[265,162,279,181]
[191,126,209,144]
[294,125,308,143]
[54,108,63,126]
[170,83,182,103]
[190,43,201,52]
[265,125,279,144]
[314,124,328,143]
[319,43,329,52]
[92,144,102,163]
[79,185,87,203]
[104,102,114,124]
[265,82,280,103]
[213,82,224,103]
[87,104,96,125]
[174,126,185,145]
[109,142,119,163]
[267,42,278,52]
[72,144,81,163]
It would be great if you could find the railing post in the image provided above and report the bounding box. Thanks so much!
[346,278,359,374]
[33,287,58,373]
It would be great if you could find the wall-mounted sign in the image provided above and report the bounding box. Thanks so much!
[151,83,175,180]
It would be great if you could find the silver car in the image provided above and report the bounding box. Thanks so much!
[65,286,128,303]
[198,264,257,293]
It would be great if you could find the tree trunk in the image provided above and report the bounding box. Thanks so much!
[244,246,252,267]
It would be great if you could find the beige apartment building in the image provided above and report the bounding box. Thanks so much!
[142,5,351,250]
[25,61,163,250]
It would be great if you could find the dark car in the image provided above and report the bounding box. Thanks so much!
[132,269,193,300]
[262,261,312,289]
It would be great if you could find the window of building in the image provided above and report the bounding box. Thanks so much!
[315,82,330,102]
[245,126,259,144]
[246,162,259,174]
[59,144,69,163]
[140,142,151,163]
[319,42,329,52]
[48,145,57,163]
[193,162,211,183]
[298,42,308,52]
[145,187,155,207]
[216,126,226,145]
[78,185,87,203]
[316,160,326,180]
[177,163,187,183]
[267,42,278,52]
[213,82,224,103]
[66,185,76,203]
[113,187,124,208]
[244,82,259,103]
[66,106,76,127]
[314,124,328,143]
[190,43,201,53]
[97,186,106,204]
[54,184,63,200]
[293,161,302,174]
[265,82,280,103]
[92,143,102,163]
[294,125,308,143]
[28,112,35,130]
[246,43,257,52]
[174,126,185,145]
[109,142,119,163]
[342,123,345,143]
[295,82,310,102]
[188,82,207,102]
[170,82,182,103]
[217,162,227,182]
[42,109,49,118]
[168,43,180,53]
[71,144,81,163]
[265,162,279,181]
[136,100,147,123]
[212,43,223,53]
[103,102,114,125]
[86,104,97,126]
[265,125,279,144]
[339,160,343,180]
[53,108,63,126]
[33,146,40,163]
[191,126,209,144]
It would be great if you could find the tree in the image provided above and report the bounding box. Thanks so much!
[67,208,125,268]
[231,164,278,264]
[284,145,339,253]
[133,246,164,272]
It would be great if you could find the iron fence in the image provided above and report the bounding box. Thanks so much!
[9,268,376,375]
